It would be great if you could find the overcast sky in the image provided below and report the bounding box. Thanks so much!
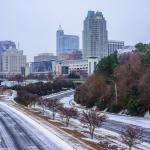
[0,0,150,61]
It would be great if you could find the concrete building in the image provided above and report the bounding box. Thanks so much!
[55,63,69,77]
[83,11,108,59]
[56,26,80,60]
[0,41,16,53]
[55,63,62,76]
[58,50,82,60]
[108,40,124,55]
[0,49,26,77]
[24,63,30,77]
[34,53,57,62]
[30,60,55,75]
[62,60,88,74]
[55,60,88,76]
[88,57,99,75]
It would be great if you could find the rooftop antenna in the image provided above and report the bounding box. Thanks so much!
[17,42,20,50]
[58,25,62,30]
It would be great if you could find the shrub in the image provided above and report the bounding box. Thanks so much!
[14,97,28,106]
[109,104,122,113]
[127,99,141,115]
[96,100,107,110]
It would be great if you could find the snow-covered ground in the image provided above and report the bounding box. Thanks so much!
[59,94,150,129]
[1,89,150,150]
[43,89,75,100]
[1,81,19,87]
[0,103,76,150]
[57,94,150,149]
[60,94,74,107]
[1,80,48,87]
[27,93,150,150]
[107,113,150,129]
[0,90,93,150]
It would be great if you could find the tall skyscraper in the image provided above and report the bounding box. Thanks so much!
[56,26,79,59]
[83,11,108,59]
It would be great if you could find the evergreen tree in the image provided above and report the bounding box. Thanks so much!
[95,52,119,77]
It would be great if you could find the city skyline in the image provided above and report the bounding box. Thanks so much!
[0,0,150,61]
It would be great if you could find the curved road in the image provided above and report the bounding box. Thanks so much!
[0,103,74,150]
[49,91,150,145]
[102,120,150,143]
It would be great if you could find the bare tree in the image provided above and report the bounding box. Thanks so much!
[80,110,106,139]
[29,95,39,108]
[47,99,63,120]
[121,126,143,150]
[60,107,78,127]
[38,98,48,114]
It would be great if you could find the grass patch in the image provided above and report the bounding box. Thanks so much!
[13,104,104,150]
[59,128,103,150]
[48,119,63,127]
[82,140,102,150]
[62,128,85,138]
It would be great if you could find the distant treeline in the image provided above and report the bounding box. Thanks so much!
[12,79,74,106]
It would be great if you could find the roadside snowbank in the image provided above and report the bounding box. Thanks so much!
[107,114,150,129]
[0,102,75,150]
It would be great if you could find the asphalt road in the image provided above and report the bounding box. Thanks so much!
[0,89,149,150]
[49,91,150,144]
[102,119,150,144]
[43,89,75,100]
[0,104,71,150]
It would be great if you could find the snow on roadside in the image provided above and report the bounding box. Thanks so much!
[95,128,150,150]
[0,90,17,102]
[59,94,150,130]
[0,103,76,150]
[1,80,48,87]
[3,90,150,149]
[43,89,75,99]
[144,111,150,119]
[60,95,74,108]
[107,114,150,129]
[59,95,150,149]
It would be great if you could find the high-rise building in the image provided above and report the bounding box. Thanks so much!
[108,40,124,55]
[56,26,79,59]
[0,41,16,53]
[0,49,26,77]
[34,53,57,62]
[58,50,82,60]
[83,11,108,59]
